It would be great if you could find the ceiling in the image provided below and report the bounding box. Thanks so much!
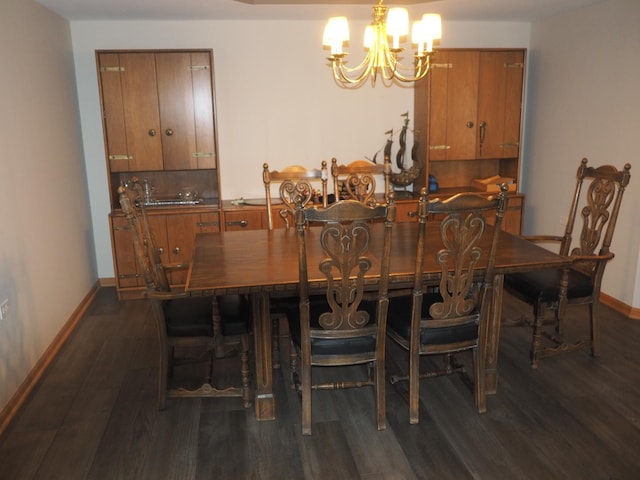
[36,0,604,22]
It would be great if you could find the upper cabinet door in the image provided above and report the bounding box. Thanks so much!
[98,50,218,172]
[98,52,163,172]
[477,50,525,159]
[426,51,479,161]
[156,51,217,170]
[156,52,197,171]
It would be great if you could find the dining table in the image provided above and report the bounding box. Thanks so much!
[185,221,571,421]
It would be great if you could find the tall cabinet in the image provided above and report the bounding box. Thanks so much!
[97,49,222,299]
[413,48,526,233]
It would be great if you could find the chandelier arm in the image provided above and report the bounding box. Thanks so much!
[385,54,432,83]
[332,52,376,85]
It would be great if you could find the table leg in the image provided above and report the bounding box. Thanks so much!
[252,292,276,420]
[485,274,504,394]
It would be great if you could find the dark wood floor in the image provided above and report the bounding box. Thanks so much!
[1,287,640,479]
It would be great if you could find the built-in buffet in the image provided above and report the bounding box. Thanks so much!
[98,49,223,299]
[99,48,526,300]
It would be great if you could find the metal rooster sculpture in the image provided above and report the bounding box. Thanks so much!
[372,112,421,196]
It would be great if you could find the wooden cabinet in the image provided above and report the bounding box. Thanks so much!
[98,50,217,174]
[414,49,525,195]
[98,49,222,299]
[110,210,220,298]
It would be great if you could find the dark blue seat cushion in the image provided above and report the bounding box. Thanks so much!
[163,294,250,338]
[504,267,594,304]
[287,296,379,356]
[387,292,479,346]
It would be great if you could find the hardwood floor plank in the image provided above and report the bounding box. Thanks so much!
[141,399,201,480]
[32,386,119,479]
[86,367,158,480]
[0,430,57,480]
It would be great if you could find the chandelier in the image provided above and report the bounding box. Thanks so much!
[323,0,442,88]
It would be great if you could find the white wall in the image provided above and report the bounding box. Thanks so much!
[70,19,530,280]
[0,0,96,411]
[523,0,640,306]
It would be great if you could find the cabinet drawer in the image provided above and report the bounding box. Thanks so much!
[223,210,264,231]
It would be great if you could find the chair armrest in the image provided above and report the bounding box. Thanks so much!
[568,252,615,264]
[521,234,564,243]
[146,290,190,301]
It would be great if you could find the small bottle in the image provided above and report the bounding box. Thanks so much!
[428,174,439,193]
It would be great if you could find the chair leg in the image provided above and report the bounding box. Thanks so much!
[289,337,299,390]
[272,315,281,369]
[530,306,545,369]
[211,297,226,359]
[240,334,251,408]
[473,347,486,414]
[375,359,387,431]
[408,345,420,424]
[159,346,169,410]
[590,301,601,357]
[301,360,312,435]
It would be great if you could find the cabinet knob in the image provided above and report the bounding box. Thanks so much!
[466,121,474,128]
[148,129,157,136]
[165,128,174,136]
[158,247,164,255]
[173,247,180,254]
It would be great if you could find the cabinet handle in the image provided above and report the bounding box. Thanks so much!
[226,220,249,228]
[479,121,487,143]
[148,129,157,136]
[118,273,141,279]
[165,128,174,136]
[173,247,180,254]
[197,221,220,227]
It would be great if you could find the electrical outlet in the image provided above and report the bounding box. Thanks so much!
[0,299,8,321]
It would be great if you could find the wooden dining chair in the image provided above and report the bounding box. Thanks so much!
[118,180,251,410]
[287,195,396,435]
[386,185,509,424]
[504,159,631,368]
[262,162,330,366]
[330,157,391,206]
[262,162,329,230]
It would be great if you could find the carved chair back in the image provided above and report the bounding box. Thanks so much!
[559,158,631,281]
[330,157,391,207]
[417,185,509,334]
[262,162,328,230]
[118,179,169,292]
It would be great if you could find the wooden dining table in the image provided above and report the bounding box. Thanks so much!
[185,222,571,421]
